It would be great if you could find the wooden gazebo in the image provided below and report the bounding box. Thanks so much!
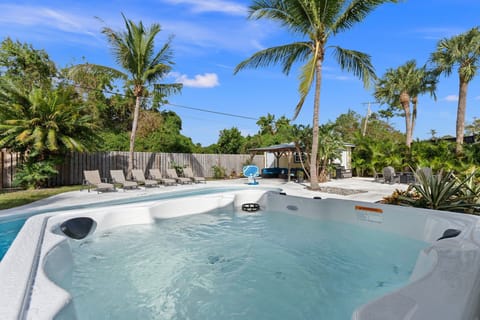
[249,143,299,182]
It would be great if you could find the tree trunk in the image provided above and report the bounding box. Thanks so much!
[456,77,468,155]
[295,144,310,180]
[309,59,323,190]
[127,95,141,178]
[411,96,418,140]
[400,91,412,149]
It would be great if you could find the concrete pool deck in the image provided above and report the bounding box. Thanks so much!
[0,177,407,218]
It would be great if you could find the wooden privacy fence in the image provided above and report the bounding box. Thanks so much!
[0,151,265,188]
[0,151,22,190]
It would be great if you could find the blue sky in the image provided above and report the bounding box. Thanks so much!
[1,0,480,146]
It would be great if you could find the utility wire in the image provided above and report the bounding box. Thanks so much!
[67,81,259,121]
[165,103,259,120]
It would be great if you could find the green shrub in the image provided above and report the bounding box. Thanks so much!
[13,161,58,189]
[170,161,185,176]
[212,165,226,179]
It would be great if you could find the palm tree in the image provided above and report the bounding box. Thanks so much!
[0,80,97,158]
[374,60,437,149]
[256,113,276,135]
[234,0,396,190]
[430,26,480,154]
[70,14,182,176]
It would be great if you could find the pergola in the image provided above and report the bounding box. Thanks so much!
[249,142,299,182]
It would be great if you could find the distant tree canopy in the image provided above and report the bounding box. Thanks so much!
[216,127,245,154]
[0,38,57,91]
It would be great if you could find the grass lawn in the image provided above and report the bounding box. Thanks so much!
[0,185,83,210]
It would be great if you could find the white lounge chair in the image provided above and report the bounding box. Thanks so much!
[183,167,206,183]
[166,168,192,184]
[83,170,115,193]
[149,169,177,186]
[110,170,138,190]
[131,169,159,187]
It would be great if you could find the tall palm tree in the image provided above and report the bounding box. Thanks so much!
[235,0,396,190]
[70,14,182,176]
[430,26,480,154]
[374,60,437,149]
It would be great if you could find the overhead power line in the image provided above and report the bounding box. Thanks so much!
[67,82,259,121]
[165,103,259,121]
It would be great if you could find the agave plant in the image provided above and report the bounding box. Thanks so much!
[459,167,480,214]
[399,169,479,213]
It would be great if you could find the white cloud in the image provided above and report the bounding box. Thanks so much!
[414,27,466,40]
[0,4,99,37]
[162,0,247,16]
[162,19,272,53]
[443,95,458,102]
[323,73,351,81]
[171,72,220,88]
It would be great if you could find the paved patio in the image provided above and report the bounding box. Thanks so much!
[0,177,408,218]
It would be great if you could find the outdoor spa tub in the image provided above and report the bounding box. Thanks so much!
[1,189,480,319]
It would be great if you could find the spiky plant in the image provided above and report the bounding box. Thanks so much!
[399,169,478,213]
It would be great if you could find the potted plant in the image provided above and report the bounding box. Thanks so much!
[296,170,305,183]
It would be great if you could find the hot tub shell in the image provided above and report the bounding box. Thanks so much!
[1,189,480,319]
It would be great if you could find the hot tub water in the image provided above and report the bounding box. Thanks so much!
[58,210,427,320]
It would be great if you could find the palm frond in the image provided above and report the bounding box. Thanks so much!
[153,83,183,97]
[331,46,376,88]
[333,0,398,34]
[249,0,310,34]
[234,42,311,75]
[150,36,175,66]
[67,64,127,82]
[293,55,316,119]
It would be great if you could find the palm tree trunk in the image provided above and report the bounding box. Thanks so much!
[400,92,412,149]
[310,59,322,190]
[127,95,141,178]
[411,96,417,140]
[456,77,468,154]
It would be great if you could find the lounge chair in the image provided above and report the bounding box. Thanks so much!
[110,170,138,190]
[383,166,400,184]
[166,168,192,184]
[148,169,177,186]
[183,167,206,183]
[83,170,115,193]
[373,168,384,183]
[131,169,159,187]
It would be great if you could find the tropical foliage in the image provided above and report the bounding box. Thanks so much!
[0,38,57,91]
[216,127,245,154]
[235,0,396,190]
[0,82,97,156]
[13,160,58,189]
[396,169,480,214]
[316,124,343,182]
[70,14,182,177]
[430,26,480,154]
[374,60,437,149]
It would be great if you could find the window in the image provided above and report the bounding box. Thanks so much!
[293,152,306,163]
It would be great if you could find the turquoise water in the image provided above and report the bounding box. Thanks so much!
[0,186,271,260]
[61,210,427,320]
[0,217,27,259]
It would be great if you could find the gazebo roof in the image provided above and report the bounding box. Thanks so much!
[248,142,296,153]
